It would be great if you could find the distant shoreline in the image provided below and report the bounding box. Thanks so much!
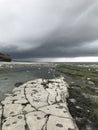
[0,61,51,64]
[0,62,57,69]
[1,61,98,68]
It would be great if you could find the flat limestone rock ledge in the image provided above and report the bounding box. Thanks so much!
[0,77,79,130]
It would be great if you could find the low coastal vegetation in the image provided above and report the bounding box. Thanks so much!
[55,63,98,130]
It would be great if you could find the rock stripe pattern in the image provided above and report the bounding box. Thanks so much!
[0,77,79,130]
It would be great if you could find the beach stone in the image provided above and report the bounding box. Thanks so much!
[87,78,91,80]
[88,81,95,85]
[70,98,76,104]
[15,82,24,87]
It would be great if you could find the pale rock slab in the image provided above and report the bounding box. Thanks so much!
[46,86,57,105]
[56,88,62,102]
[2,87,27,105]
[2,114,25,130]
[23,104,35,114]
[12,88,28,104]
[0,77,78,130]
[39,103,71,118]
[26,85,48,108]
[2,95,28,105]
[4,104,23,118]
[26,111,47,130]
[13,87,25,95]
[47,116,77,130]
[26,84,34,88]
[1,96,13,105]
[14,98,28,104]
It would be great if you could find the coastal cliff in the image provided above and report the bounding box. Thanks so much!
[0,53,11,62]
[0,77,78,130]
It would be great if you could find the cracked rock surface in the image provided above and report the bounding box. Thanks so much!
[0,77,78,130]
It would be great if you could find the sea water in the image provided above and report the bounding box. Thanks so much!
[0,64,55,100]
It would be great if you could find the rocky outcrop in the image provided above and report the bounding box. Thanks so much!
[0,77,79,130]
[0,53,11,62]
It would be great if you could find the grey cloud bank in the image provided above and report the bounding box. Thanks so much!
[0,0,98,60]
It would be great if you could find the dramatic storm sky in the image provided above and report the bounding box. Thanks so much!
[0,0,98,61]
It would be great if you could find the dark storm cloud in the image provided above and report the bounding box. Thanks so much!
[0,0,98,59]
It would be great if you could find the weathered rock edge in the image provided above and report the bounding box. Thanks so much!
[0,77,79,130]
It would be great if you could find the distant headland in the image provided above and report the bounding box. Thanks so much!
[0,53,12,62]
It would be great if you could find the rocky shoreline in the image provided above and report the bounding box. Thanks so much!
[0,77,78,130]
